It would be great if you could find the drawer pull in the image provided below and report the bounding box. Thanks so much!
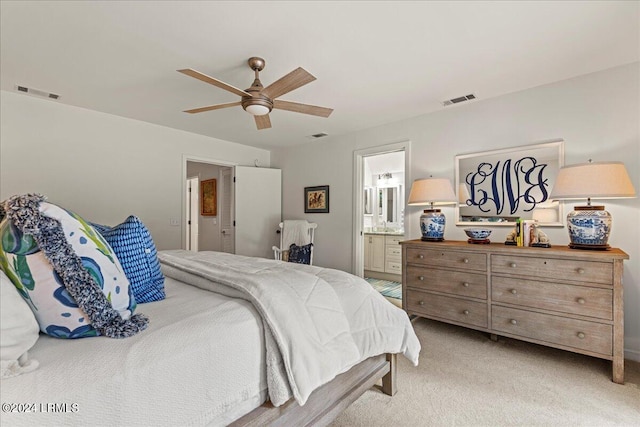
[510,262,517,268]
[510,289,517,295]
[462,282,469,287]
[510,319,517,325]
[419,300,425,306]
[577,268,585,274]
[577,298,585,304]
[463,258,469,264]
[463,310,470,315]
[577,332,586,339]
[418,254,424,260]
[419,276,425,281]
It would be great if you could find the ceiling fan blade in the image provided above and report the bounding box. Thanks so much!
[183,101,241,114]
[178,68,251,97]
[262,67,316,99]
[273,100,333,118]
[254,114,272,130]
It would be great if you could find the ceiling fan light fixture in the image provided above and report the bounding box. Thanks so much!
[245,104,271,116]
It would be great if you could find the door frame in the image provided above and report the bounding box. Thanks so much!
[186,176,199,251]
[352,140,411,277]
[181,154,237,250]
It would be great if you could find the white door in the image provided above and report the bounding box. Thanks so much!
[186,177,199,251]
[220,168,235,254]
[234,166,282,258]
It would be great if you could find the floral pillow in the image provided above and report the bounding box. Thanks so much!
[0,195,148,339]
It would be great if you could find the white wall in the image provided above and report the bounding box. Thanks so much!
[272,63,640,360]
[0,90,271,250]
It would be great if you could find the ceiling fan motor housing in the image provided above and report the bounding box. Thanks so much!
[242,85,273,115]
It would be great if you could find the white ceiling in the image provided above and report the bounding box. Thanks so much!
[366,151,405,176]
[1,1,638,150]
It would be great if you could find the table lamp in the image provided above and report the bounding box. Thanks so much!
[549,161,636,249]
[408,178,457,241]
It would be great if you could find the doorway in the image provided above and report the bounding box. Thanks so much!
[182,156,282,258]
[185,160,231,252]
[353,141,410,306]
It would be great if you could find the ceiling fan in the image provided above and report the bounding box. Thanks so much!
[178,57,333,130]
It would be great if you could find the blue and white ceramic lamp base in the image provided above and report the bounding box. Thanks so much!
[419,209,446,241]
[567,206,612,250]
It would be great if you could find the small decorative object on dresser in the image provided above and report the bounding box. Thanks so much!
[464,228,491,244]
[401,239,628,383]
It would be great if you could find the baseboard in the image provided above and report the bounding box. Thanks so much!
[624,348,640,362]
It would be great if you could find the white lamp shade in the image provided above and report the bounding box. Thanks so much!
[550,161,636,200]
[245,104,270,116]
[408,178,457,206]
[458,183,471,206]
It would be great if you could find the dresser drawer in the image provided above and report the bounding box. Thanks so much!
[491,255,613,285]
[406,265,487,299]
[406,290,487,328]
[386,245,402,259]
[492,277,612,320]
[492,306,612,356]
[406,248,486,272]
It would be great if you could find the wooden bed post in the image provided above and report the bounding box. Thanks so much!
[381,353,397,396]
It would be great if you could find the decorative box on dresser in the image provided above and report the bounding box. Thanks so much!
[400,239,629,384]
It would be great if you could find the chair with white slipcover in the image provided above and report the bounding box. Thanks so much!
[272,220,317,265]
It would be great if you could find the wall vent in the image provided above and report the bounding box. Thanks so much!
[307,132,329,139]
[15,85,61,100]
[443,93,476,106]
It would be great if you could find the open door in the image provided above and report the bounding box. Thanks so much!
[234,166,282,259]
[186,176,199,251]
[220,167,235,254]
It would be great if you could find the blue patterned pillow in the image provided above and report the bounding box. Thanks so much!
[288,243,313,265]
[92,216,165,303]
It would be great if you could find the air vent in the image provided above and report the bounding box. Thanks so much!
[307,132,329,139]
[15,85,61,100]
[443,93,476,106]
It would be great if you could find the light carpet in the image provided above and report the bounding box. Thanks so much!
[331,318,640,427]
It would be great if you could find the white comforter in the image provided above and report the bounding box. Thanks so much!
[158,250,421,407]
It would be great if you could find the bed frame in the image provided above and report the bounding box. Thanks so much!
[231,353,397,426]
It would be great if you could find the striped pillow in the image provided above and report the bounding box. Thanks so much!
[92,216,165,303]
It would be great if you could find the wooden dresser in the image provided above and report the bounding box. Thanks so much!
[400,239,629,383]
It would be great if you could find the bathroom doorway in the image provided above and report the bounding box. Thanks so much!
[353,141,410,307]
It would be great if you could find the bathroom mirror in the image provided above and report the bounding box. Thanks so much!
[377,185,403,225]
[364,187,373,215]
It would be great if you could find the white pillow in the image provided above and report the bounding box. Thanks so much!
[1,269,39,378]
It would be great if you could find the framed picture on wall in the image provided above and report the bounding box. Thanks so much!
[200,178,217,216]
[455,139,564,226]
[304,185,330,213]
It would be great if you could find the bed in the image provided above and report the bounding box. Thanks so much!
[1,249,421,426]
